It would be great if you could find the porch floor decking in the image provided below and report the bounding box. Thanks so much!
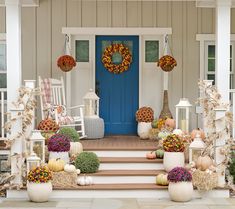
[81,135,158,151]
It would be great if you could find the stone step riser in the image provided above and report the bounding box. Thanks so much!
[99,163,164,170]
[89,176,156,184]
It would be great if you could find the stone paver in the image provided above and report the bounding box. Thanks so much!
[0,198,234,209]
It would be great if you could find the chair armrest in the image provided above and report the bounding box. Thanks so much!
[67,105,85,110]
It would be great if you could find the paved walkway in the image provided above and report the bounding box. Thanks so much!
[0,198,235,209]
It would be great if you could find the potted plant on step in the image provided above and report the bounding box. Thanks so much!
[167,167,193,202]
[58,127,83,157]
[48,134,71,163]
[163,134,185,172]
[27,166,53,202]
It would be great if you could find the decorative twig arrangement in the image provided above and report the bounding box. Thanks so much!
[194,80,234,190]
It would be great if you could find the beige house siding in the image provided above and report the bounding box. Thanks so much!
[0,1,235,128]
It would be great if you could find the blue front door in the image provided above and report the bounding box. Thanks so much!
[96,36,139,135]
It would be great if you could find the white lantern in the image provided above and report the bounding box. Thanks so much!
[189,133,205,163]
[26,152,40,174]
[83,89,100,118]
[175,98,192,133]
[29,130,45,163]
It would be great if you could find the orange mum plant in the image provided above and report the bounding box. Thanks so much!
[157,55,177,72]
[136,107,154,123]
[57,55,76,72]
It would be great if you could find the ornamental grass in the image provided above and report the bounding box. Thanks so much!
[27,166,52,183]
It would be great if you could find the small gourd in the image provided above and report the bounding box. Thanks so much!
[155,149,164,159]
[76,169,81,175]
[48,158,65,172]
[156,174,168,186]
[196,155,213,171]
[191,128,205,140]
[172,129,183,136]
[151,119,158,128]
[64,164,76,173]
[146,151,156,159]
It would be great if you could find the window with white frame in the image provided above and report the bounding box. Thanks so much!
[205,42,234,89]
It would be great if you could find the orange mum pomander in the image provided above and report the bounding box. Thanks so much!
[136,107,154,123]
[38,118,59,132]
[27,166,52,183]
[157,55,177,72]
[163,134,185,152]
[102,43,132,74]
[57,55,76,72]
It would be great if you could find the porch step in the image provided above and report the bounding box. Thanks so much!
[90,169,164,176]
[91,150,149,157]
[99,157,164,170]
[99,157,162,163]
[88,169,164,184]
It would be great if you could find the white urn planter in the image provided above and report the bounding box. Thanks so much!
[163,152,185,172]
[69,142,83,156]
[168,182,193,202]
[27,181,52,202]
[137,122,152,139]
[49,151,69,163]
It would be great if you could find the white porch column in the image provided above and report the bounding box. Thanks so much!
[6,0,22,110]
[6,0,22,185]
[215,0,231,103]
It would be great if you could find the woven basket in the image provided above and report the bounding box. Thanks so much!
[60,65,73,72]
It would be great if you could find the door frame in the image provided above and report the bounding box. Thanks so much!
[62,27,172,108]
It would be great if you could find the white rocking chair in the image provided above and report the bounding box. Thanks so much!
[38,76,86,139]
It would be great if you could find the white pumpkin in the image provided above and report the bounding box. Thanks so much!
[69,142,83,156]
[64,164,76,173]
[77,176,93,186]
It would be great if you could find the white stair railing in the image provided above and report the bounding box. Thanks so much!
[0,88,7,137]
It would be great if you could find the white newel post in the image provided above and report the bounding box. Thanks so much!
[215,0,231,103]
[214,108,227,187]
[6,0,22,185]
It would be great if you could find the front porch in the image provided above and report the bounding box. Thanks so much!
[0,0,235,202]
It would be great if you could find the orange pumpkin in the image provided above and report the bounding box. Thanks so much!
[146,151,156,159]
[191,128,205,140]
[196,155,213,171]
[165,118,176,129]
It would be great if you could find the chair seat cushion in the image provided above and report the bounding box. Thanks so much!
[84,117,104,139]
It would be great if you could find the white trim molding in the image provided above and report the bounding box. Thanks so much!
[196,0,235,8]
[0,0,39,7]
[62,27,172,36]
[0,33,6,40]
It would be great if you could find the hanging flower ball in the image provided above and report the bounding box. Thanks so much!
[157,55,177,72]
[57,55,76,72]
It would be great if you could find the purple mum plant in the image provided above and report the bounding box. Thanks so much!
[48,134,71,152]
[167,167,192,183]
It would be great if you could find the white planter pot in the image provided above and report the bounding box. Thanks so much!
[163,152,185,172]
[49,151,69,163]
[168,182,193,202]
[137,122,152,139]
[69,142,83,156]
[27,181,52,202]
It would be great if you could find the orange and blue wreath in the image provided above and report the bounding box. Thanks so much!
[102,43,132,74]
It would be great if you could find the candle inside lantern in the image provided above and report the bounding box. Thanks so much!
[181,119,187,132]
